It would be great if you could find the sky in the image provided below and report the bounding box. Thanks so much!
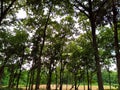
[16,9,27,19]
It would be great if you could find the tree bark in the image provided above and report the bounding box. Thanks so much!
[74,74,78,90]
[59,59,63,90]
[46,59,53,90]
[112,0,120,89]
[90,20,104,90]
[55,68,58,90]
[1,0,3,18]
[87,66,90,90]
[88,1,104,89]
[35,65,41,90]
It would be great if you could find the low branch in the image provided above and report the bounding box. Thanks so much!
[74,4,89,18]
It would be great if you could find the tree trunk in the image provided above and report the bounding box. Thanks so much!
[112,2,120,89]
[83,68,86,90]
[90,72,93,90]
[74,74,77,90]
[46,60,53,90]
[55,68,58,90]
[1,0,3,18]
[29,70,35,90]
[8,67,14,88]
[87,0,104,89]
[16,50,25,89]
[90,17,104,90]
[35,5,52,90]
[59,61,63,90]
[86,66,90,90]
[16,68,22,89]
[35,65,41,90]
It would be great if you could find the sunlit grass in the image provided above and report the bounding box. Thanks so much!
[0,85,118,90]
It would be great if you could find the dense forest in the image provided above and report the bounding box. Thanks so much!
[0,0,120,90]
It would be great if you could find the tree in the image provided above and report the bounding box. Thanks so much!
[71,0,113,89]
[112,0,120,88]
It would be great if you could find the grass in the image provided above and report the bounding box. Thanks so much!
[0,87,23,90]
[0,85,118,90]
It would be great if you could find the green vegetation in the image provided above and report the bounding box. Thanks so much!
[0,0,120,90]
[0,87,23,90]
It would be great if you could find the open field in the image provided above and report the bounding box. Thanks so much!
[19,84,117,90]
[0,85,117,90]
[39,85,116,90]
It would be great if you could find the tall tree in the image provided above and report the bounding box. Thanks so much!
[112,0,120,88]
[72,0,112,89]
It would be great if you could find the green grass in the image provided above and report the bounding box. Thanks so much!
[0,87,23,90]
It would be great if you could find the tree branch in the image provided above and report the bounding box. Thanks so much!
[74,0,89,12]
[1,0,3,17]
[95,0,111,18]
[74,4,89,18]
[0,0,17,25]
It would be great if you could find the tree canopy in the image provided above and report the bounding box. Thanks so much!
[0,0,120,90]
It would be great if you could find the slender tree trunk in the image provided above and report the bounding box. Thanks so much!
[35,64,41,90]
[35,5,52,90]
[46,59,53,90]
[8,66,14,88]
[112,0,120,89]
[91,20,104,90]
[74,74,77,90]
[46,70,52,90]
[1,0,3,18]
[16,53,25,89]
[28,69,35,90]
[59,60,63,90]
[88,0,104,89]
[0,65,5,81]
[55,68,58,90]
[16,69,22,90]
[83,68,86,90]
[90,72,93,90]
[87,66,90,90]
[9,70,18,88]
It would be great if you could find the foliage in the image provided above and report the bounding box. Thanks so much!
[0,0,120,90]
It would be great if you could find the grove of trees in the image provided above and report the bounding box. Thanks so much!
[0,0,120,90]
